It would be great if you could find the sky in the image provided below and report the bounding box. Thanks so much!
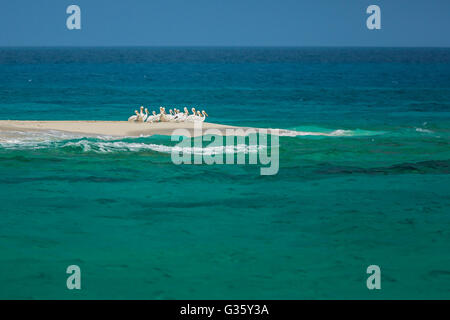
[0,0,449,47]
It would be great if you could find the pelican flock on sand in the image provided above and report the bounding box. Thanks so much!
[128,106,208,123]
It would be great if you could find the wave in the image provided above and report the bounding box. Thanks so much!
[60,140,264,154]
[415,127,434,133]
[0,130,264,154]
[276,128,354,137]
[0,130,118,144]
[275,127,383,137]
[0,125,384,153]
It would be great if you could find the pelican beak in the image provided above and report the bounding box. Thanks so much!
[205,112,209,117]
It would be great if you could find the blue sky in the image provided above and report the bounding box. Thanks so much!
[0,0,449,46]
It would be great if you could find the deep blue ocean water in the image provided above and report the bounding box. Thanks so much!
[0,47,449,299]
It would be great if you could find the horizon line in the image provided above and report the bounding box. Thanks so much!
[1,45,450,49]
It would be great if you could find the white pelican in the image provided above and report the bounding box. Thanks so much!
[128,110,139,122]
[166,109,176,122]
[186,107,197,122]
[194,110,207,122]
[159,107,170,122]
[174,107,189,122]
[137,106,145,122]
[193,110,207,122]
[146,111,160,123]
[174,108,183,118]
[199,110,208,122]
[142,108,149,122]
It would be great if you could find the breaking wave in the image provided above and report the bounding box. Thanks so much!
[0,130,264,154]
[274,127,384,137]
[0,125,388,154]
[59,140,264,155]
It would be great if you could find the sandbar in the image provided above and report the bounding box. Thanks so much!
[0,120,245,137]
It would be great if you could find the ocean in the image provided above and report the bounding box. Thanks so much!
[0,47,449,299]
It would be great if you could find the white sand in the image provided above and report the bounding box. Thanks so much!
[0,120,245,137]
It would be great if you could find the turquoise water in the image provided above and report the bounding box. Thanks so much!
[0,48,449,299]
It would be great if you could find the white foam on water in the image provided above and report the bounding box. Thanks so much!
[415,127,434,133]
[275,128,357,137]
[61,140,264,155]
[0,125,380,153]
[0,130,264,154]
[0,130,133,149]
